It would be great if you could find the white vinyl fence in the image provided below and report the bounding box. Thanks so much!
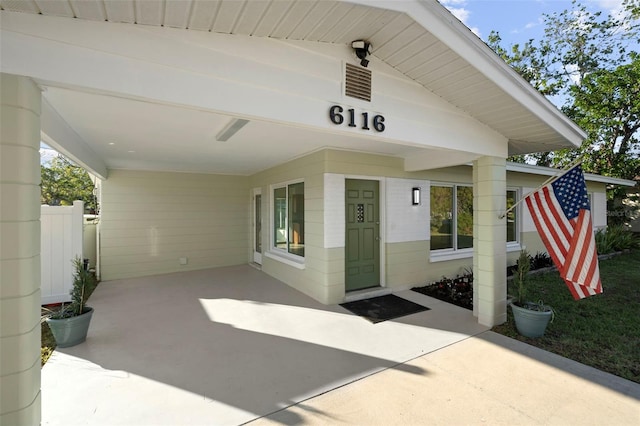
[41,201,83,304]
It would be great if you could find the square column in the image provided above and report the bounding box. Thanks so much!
[473,156,507,326]
[0,73,42,425]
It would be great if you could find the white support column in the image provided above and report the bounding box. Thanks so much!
[473,156,507,326]
[0,73,42,425]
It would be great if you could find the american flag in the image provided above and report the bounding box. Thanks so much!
[525,165,602,299]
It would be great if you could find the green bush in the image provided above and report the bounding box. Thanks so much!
[595,226,640,254]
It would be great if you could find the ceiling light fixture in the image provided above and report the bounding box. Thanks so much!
[216,118,249,142]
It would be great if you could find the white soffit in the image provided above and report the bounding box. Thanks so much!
[0,0,584,156]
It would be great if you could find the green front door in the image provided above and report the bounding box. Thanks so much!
[345,179,380,291]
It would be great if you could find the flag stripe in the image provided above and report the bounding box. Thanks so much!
[526,195,565,266]
[526,188,569,264]
[524,165,602,300]
[543,186,573,243]
[563,214,589,281]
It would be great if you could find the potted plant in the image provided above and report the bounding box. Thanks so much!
[509,250,553,338]
[45,257,96,347]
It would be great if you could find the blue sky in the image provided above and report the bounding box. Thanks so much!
[441,0,626,46]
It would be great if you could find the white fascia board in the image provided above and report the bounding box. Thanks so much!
[41,97,108,179]
[506,162,636,186]
[344,0,586,147]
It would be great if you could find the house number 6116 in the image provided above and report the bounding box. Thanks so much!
[329,105,385,132]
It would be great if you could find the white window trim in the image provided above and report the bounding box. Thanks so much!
[430,247,474,262]
[269,179,305,263]
[429,185,523,261]
[429,182,473,254]
[506,187,521,245]
[264,251,305,269]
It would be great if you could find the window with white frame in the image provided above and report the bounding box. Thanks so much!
[430,184,473,251]
[506,189,519,244]
[273,181,304,257]
[430,184,520,252]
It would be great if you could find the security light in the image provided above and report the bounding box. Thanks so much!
[352,40,372,67]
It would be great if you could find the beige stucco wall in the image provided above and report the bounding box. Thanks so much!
[100,170,249,280]
[248,151,335,301]
[248,150,612,304]
[97,149,612,304]
[386,241,430,289]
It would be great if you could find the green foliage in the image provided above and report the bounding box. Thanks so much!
[41,156,97,212]
[456,186,473,237]
[70,257,95,316]
[595,226,640,254]
[530,251,554,270]
[44,257,97,320]
[513,250,531,306]
[495,250,640,383]
[491,0,640,188]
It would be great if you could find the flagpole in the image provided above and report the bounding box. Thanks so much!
[498,157,584,219]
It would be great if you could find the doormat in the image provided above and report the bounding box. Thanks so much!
[340,294,430,324]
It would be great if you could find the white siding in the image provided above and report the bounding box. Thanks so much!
[323,173,344,249]
[593,192,607,229]
[385,178,430,243]
[521,187,537,233]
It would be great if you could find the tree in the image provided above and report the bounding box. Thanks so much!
[41,156,97,212]
[487,0,640,220]
[488,0,639,163]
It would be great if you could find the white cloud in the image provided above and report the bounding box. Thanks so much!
[40,143,59,165]
[446,6,471,23]
[596,0,623,13]
[440,0,481,37]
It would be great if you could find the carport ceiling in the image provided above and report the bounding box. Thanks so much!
[40,86,422,175]
[2,0,584,175]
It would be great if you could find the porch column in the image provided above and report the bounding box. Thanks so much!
[0,73,42,425]
[473,156,507,326]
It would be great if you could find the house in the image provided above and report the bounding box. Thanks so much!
[0,1,634,423]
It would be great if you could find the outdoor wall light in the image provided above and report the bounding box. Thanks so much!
[412,187,421,205]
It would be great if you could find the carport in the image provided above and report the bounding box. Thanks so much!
[1,1,585,423]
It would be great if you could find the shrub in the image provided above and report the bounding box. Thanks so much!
[530,251,553,269]
[595,226,640,254]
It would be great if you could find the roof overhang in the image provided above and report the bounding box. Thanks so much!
[0,0,586,176]
[507,162,636,186]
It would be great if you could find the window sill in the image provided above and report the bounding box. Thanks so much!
[431,243,523,262]
[507,243,523,253]
[430,249,473,263]
[264,251,306,270]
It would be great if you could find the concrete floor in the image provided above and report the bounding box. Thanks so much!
[42,265,640,425]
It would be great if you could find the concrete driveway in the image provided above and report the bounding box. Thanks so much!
[42,265,640,425]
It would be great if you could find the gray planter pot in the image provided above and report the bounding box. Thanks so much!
[46,307,94,348]
[510,302,552,338]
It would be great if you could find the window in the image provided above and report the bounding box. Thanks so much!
[273,182,304,257]
[431,185,520,252]
[430,185,473,251]
[506,189,518,243]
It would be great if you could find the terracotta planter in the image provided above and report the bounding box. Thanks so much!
[46,307,94,348]
[510,302,552,338]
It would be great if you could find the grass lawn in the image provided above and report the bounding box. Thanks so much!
[493,249,640,384]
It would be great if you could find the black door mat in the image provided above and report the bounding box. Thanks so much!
[340,294,430,324]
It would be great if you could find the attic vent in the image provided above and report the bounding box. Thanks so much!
[345,63,372,102]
